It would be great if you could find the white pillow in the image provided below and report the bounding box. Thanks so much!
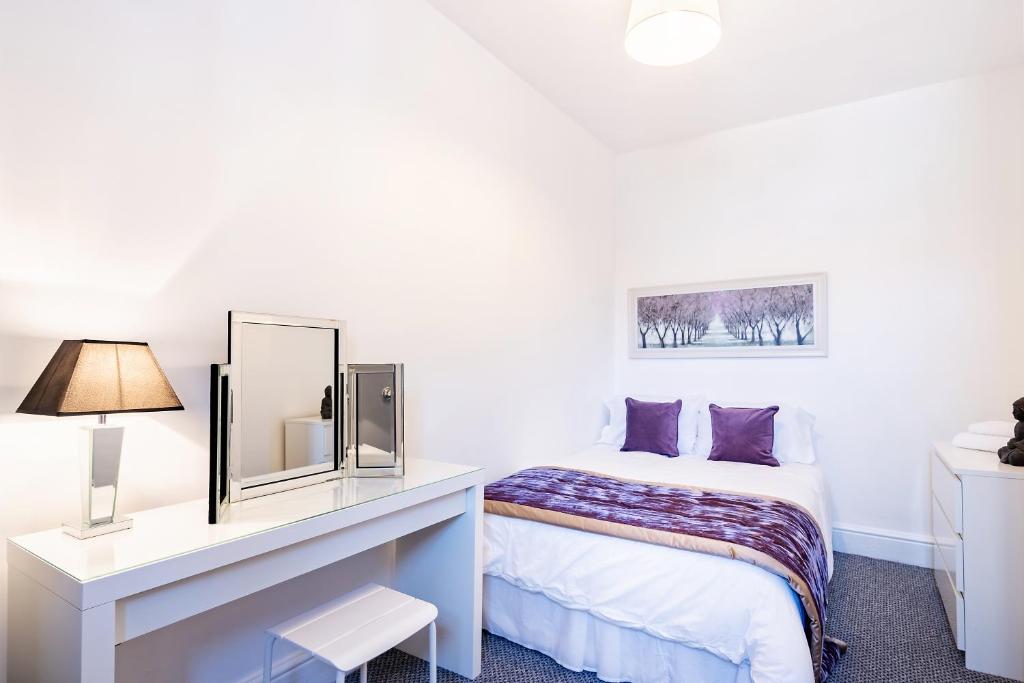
[694,400,816,464]
[598,394,705,455]
[776,404,817,464]
[693,403,713,458]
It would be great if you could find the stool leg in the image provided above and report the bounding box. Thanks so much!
[428,621,437,683]
[263,635,276,683]
[336,671,346,683]
[360,662,368,683]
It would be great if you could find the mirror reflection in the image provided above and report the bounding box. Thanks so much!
[239,323,336,482]
[354,370,397,468]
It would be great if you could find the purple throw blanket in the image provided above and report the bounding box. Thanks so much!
[484,466,845,681]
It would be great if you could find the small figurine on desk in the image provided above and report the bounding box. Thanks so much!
[996,396,1024,467]
[320,386,333,420]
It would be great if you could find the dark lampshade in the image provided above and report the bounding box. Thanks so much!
[17,340,184,417]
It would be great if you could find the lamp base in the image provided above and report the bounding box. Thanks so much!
[62,516,133,539]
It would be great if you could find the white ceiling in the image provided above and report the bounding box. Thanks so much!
[425,0,1024,151]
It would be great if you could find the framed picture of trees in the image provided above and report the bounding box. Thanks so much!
[628,273,828,359]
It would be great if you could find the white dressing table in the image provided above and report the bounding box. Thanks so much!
[6,458,484,683]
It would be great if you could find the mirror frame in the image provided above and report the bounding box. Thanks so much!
[227,311,346,502]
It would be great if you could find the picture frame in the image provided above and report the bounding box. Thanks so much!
[628,273,828,359]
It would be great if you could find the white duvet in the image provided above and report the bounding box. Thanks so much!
[483,445,833,683]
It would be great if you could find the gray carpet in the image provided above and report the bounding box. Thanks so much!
[350,553,1013,682]
[825,554,1012,683]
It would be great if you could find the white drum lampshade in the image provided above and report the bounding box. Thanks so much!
[625,0,722,66]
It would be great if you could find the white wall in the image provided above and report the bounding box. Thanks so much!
[613,65,1024,552]
[0,1,613,679]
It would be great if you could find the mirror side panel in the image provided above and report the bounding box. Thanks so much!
[208,363,230,524]
[347,363,404,477]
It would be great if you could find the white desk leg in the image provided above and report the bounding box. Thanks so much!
[428,621,437,683]
[394,483,482,679]
[7,566,116,682]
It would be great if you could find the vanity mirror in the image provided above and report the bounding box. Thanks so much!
[210,312,345,522]
[209,312,405,523]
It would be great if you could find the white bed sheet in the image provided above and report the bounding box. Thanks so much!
[483,444,834,683]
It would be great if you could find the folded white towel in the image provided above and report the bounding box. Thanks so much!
[968,421,1015,438]
[953,432,1008,453]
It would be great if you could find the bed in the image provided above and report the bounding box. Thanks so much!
[482,443,834,683]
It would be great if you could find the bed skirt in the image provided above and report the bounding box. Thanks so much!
[483,575,753,683]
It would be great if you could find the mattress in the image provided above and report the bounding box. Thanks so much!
[483,444,833,683]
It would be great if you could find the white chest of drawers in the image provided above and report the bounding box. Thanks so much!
[285,416,334,468]
[930,441,1024,681]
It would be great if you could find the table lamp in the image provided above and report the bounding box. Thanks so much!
[17,340,183,538]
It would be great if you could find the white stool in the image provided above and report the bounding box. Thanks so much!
[263,584,438,683]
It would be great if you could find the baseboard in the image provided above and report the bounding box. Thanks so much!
[235,650,334,683]
[832,524,934,569]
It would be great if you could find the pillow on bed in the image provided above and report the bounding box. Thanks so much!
[694,401,816,464]
[621,398,682,457]
[707,404,780,466]
[598,394,703,454]
[775,406,817,464]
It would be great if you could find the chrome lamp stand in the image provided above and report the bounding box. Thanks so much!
[63,414,133,539]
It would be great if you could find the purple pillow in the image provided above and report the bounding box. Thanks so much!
[621,397,682,457]
[708,404,780,467]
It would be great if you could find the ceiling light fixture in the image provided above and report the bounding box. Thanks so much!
[625,0,722,67]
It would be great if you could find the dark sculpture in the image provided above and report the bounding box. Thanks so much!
[996,397,1024,466]
[320,386,332,420]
